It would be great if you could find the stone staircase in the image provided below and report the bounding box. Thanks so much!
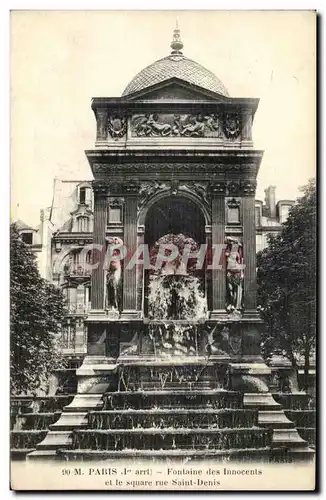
[10,395,73,460]
[12,359,315,463]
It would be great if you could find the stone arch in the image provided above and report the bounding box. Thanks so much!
[138,187,211,227]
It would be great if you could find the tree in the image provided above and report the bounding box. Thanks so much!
[10,223,66,395]
[257,179,316,388]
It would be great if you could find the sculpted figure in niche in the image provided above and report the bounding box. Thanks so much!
[225,237,244,314]
[106,237,123,311]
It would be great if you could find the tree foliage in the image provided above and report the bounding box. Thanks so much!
[257,180,316,383]
[10,223,66,395]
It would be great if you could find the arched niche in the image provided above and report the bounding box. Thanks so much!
[141,194,207,317]
[138,188,211,230]
[143,194,207,247]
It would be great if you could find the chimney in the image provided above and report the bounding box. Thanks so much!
[264,185,276,219]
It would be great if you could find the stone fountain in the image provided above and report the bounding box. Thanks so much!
[25,29,315,462]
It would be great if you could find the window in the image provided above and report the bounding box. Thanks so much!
[79,187,86,204]
[21,232,33,244]
[78,217,89,232]
[61,321,76,349]
[63,287,77,313]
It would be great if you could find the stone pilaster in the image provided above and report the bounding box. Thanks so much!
[210,182,226,318]
[205,225,212,312]
[90,184,107,312]
[136,226,145,312]
[121,183,140,319]
[241,108,253,146]
[242,191,257,313]
[96,109,108,141]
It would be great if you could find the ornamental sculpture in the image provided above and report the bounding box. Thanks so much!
[106,236,124,312]
[131,113,219,138]
[225,237,244,314]
[223,113,241,140]
[108,115,127,139]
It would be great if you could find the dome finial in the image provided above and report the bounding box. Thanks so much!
[170,21,183,55]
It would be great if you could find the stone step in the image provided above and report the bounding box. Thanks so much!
[72,427,272,451]
[103,390,243,410]
[11,448,36,460]
[243,393,281,410]
[272,428,308,448]
[50,412,88,431]
[36,431,72,450]
[64,394,103,412]
[88,409,258,429]
[258,411,295,428]
[27,449,60,460]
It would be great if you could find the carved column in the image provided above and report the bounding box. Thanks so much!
[90,184,107,311]
[121,183,140,319]
[210,182,226,318]
[242,181,257,313]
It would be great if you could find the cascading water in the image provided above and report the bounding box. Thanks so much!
[147,233,207,359]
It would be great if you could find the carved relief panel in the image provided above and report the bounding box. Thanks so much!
[131,113,220,138]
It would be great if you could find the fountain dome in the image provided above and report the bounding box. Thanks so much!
[122,26,229,97]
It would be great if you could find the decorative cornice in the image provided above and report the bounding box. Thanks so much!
[87,149,263,162]
[92,162,260,177]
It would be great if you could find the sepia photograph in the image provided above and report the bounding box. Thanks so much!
[9,9,316,491]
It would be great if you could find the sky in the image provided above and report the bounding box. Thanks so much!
[10,10,316,227]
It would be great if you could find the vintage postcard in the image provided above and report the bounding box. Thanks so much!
[10,10,316,491]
